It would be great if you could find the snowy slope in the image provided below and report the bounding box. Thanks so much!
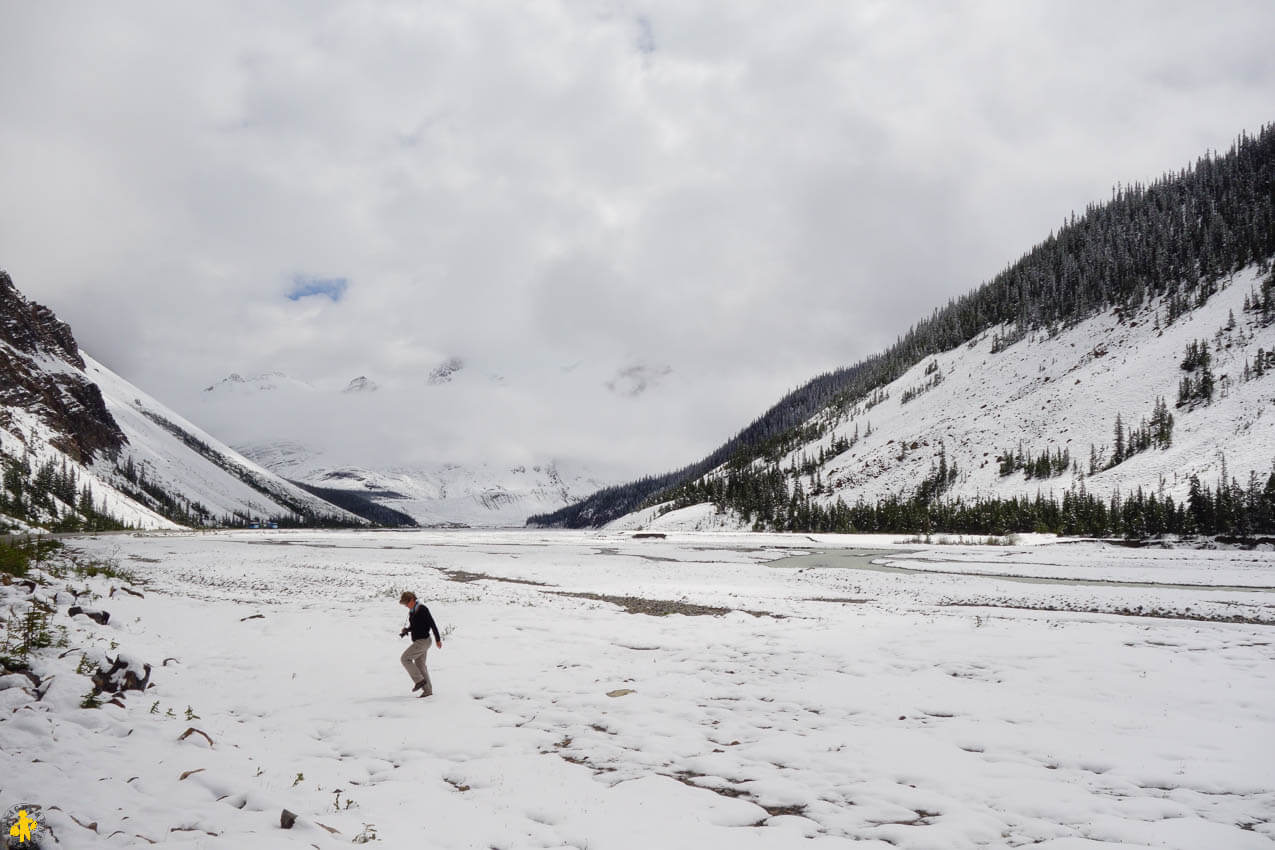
[0,267,363,530]
[82,354,363,527]
[621,265,1275,531]
[0,402,180,530]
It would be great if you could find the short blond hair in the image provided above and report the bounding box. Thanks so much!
[399,591,416,604]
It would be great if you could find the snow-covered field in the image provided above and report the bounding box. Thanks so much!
[6,530,1275,848]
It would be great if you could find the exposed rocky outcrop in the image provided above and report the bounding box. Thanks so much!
[0,270,127,462]
[342,375,378,393]
[92,653,152,694]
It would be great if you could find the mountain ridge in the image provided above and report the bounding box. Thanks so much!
[0,270,127,464]
[612,265,1275,535]
[0,270,365,531]
[530,124,1275,532]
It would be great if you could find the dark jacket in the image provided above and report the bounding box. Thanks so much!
[407,602,441,643]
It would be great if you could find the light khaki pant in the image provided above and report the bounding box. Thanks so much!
[400,638,433,695]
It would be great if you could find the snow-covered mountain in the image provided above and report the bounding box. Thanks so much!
[427,357,465,385]
[235,443,607,528]
[614,264,1275,531]
[535,129,1275,534]
[605,363,673,397]
[195,356,622,527]
[200,357,507,400]
[0,270,363,530]
[342,375,378,393]
[202,370,315,395]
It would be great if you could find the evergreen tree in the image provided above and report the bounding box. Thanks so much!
[1187,475,1212,533]
[1112,413,1125,466]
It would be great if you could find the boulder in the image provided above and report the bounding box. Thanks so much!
[67,606,110,625]
[92,654,151,694]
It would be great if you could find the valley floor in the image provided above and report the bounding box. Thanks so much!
[5,530,1275,848]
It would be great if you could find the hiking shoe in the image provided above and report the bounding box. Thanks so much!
[417,690,433,698]
[412,680,426,692]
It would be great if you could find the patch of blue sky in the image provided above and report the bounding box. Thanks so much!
[286,275,348,302]
[635,16,655,55]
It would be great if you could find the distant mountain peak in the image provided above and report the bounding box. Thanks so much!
[203,371,304,393]
[606,363,672,397]
[428,357,464,385]
[343,376,378,393]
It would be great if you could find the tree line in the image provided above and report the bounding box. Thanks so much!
[0,453,126,532]
[655,458,1275,539]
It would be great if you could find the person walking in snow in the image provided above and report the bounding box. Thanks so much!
[398,591,443,697]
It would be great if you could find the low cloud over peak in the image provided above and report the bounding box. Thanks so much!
[3,2,1272,478]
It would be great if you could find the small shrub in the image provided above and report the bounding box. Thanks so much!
[17,605,54,656]
[0,542,31,578]
[72,557,138,583]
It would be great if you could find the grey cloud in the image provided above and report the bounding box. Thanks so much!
[1,0,1272,480]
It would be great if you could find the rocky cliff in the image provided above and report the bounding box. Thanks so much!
[0,270,126,462]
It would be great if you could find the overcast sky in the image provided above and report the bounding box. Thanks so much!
[1,1,1272,480]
